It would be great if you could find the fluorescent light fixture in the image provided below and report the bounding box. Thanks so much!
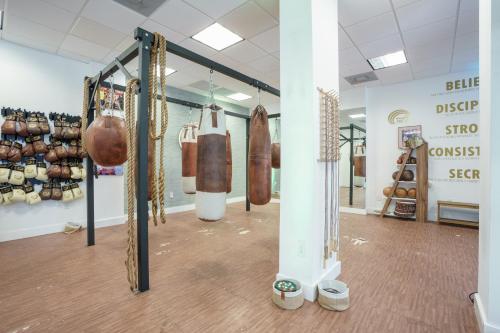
[156,67,176,77]
[0,11,4,30]
[192,23,243,51]
[349,114,366,119]
[368,50,407,70]
[227,92,252,101]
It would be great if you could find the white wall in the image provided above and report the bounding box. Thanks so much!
[366,71,480,221]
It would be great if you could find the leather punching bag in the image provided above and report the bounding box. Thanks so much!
[226,130,232,193]
[195,105,227,221]
[181,124,198,194]
[86,113,127,166]
[249,105,271,205]
[271,143,280,169]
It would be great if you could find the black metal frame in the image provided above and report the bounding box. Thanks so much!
[339,123,366,206]
[84,27,280,293]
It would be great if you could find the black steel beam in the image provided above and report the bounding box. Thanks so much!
[349,124,354,206]
[245,118,250,212]
[340,124,365,133]
[268,113,281,119]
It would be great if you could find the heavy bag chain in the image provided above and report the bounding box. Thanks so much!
[125,79,139,292]
[148,32,169,226]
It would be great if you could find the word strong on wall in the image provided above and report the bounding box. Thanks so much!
[366,71,480,221]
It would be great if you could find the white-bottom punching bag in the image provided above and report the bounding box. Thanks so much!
[181,123,198,194]
[195,105,227,221]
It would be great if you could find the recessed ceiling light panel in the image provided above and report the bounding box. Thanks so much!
[192,23,243,51]
[349,114,366,119]
[368,50,407,70]
[227,92,251,101]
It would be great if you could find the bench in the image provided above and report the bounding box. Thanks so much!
[437,200,479,228]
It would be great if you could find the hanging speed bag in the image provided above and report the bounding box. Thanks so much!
[226,130,232,193]
[195,106,227,221]
[249,105,271,205]
[181,124,198,194]
[85,114,127,166]
[271,143,280,169]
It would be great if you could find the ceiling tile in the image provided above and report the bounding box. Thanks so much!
[460,0,479,13]
[219,1,278,39]
[2,14,66,52]
[0,0,4,10]
[375,63,413,84]
[57,49,94,64]
[60,35,111,62]
[7,0,76,33]
[339,27,354,50]
[150,0,213,37]
[271,50,279,59]
[115,36,137,52]
[338,0,392,27]
[178,38,218,58]
[166,53,195,71]
[101,50,122,66]
[221,40,267,63]
[340,47,367,68]
[254,0,279,19]
[391,0,421,7]
[71,17,127,49]
[411,54,451,74]
[456,4,478,36]
[166,71,200,88]
[344,11,398,45]
[250,26,279,53]
[81,0,146,35]
[402,17,456,48]
[396,0,459,31]
[451,59,478,73]
[406,38,453,63]
[452,31,478,64]
[357,33,403,59]
[140,19,186,43]
[340,61,373,77]
[183,0,247,19]
[339,77,352,91]
[212,53,244,70]
[41,0,86,13]
[248,54,279,73]
[413,67,450,80]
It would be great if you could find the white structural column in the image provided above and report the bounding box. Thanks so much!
[278,0,340,301]
[476,0,500,332]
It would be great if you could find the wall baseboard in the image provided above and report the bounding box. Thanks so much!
[475,294,500,333]
[340,207,367,215]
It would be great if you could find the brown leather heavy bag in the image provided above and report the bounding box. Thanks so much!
[85,115,127,166]
[226,130,232,193]
[271,143,280,169]
[248,105,271,205]
[181,124,197,194]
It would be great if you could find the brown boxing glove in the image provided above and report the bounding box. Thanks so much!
[44,144,58,162]
[32,136,48,154]
[67,140,78,158]
[78,142,87,158]
[16,116,29,137]
[53,120,63,139]
[7,142,22,162]
[21,137,35,157]
[39,116,50,135]
[73,122,81,139]
[51,183,62,200]
[60,161,71,179]
[47,162,62,178]
[27,116,41,135]
[1,115,17,135]
[53,141,67,159]
[39,183,52,200]
[60,121,71,139]
[0,140,12,160]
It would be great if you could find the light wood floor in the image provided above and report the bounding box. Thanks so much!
[0,203,478,332]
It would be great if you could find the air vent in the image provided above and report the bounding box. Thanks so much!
[113,0,168,17]
[188,80,220,91]
[215,88,236,96]
[344,71,378,85]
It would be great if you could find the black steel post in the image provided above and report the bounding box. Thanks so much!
[135,28,153,292]
[349,123,354,206]
[86,81,96,246]
[246,118,250,212]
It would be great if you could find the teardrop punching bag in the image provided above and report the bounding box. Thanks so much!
[195,105,227,221]
[226,130,232,193]
[86,112,127,167]
[249,105,271,205]
[271,143,280,169]
[181,124,198,194]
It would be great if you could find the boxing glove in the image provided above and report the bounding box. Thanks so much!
[73,122,81,139]
[47,162,62,178]
[78,142,87,158]
[44,144,58,163]
[62,184,74,202]
[0,164,10,182]
[27,116,41,135]
[79,164,87,180]
[22,138,35,157]
[39,116,50,135]
[32,136,48,154]
[64,123,78,139]
[0,140,11,160]
[70,163,81,179]
[71,183,84,200]
[51,183,63,200]
[53,120,63,139]
[53,141,68,159]
[1,115,17,135]
[39,183,52,200]
[16,116,29,137]
[60,121,71,139]
[7,142,23,162]
[9,165,25,185]
[0,187,2,204]
[25,184,41,205]
[67,140,79,158]
[1,185,14,205]
[60,162,71,179]
[24,158,37,178]
[11,185,26,202]
[35,162,48,182]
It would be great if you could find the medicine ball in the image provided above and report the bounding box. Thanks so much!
[407,188,417,198]
[383,187,392,197]
[85,115,127,166]
[392,171,399,180]
[401,170,414,181]
[394,187,407,198]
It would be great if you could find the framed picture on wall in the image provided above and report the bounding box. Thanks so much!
[398,125,422,149]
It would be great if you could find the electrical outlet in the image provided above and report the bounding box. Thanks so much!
[169,192,174,198]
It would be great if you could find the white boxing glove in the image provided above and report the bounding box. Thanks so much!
[80,165,87,180]
[0,164,10,183]
[70,165,82,179]
[71,183,84,200]
[11,186,26,202]
[9,166,25,186]
[2,186,14,205]
[35,162,48,182]
[25,184,41,205]
[24,159,37,178]
[62,184,74,202]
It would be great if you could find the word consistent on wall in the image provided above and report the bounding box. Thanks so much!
[366,71,480,221]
